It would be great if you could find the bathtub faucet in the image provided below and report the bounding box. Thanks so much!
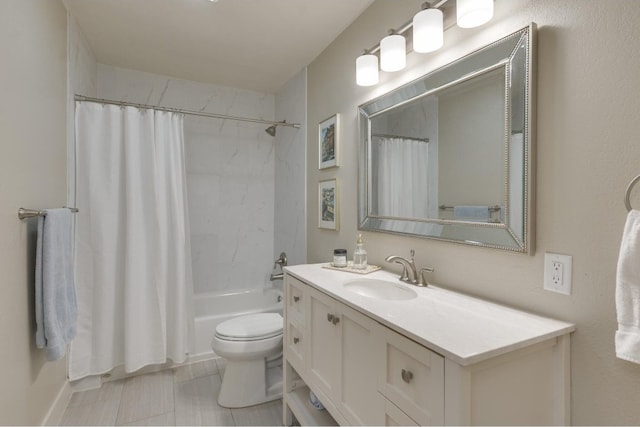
[270,252,287,281]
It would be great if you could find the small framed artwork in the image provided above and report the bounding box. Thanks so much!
[318,178,339,230]
[318,113,339,169]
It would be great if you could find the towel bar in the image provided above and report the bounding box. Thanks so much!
[439,205,501,211]
[624,175,640,212]
[18,207,79,220]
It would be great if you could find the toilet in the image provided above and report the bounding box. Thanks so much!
[211,312,284,408]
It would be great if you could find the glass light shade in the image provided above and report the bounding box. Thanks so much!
[356,54,379,86]
[380,34,406,72]
[457,0,494,28]
[413,8,444,53]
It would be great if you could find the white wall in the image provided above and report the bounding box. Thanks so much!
[274,69,307,267]
[306,0,640,423]
[95,66,276,294]
[0,1,69,424]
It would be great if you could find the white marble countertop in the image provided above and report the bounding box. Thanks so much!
[284,263,576,366]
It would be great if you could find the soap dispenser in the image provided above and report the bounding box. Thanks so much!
[353,233,368,270]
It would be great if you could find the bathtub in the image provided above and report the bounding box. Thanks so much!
[192,286,283,357]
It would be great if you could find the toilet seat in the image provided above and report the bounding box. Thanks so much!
[215,313,283,342]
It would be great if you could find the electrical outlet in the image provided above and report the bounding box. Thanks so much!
[544,253,572,295]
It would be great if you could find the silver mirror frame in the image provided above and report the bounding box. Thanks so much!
[358,24,536,254]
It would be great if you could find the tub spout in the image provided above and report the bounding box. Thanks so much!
[270,272,284,281]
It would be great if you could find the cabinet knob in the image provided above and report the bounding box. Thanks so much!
[327,313,335,323]
[401,369,413,383]
[293,337,300,344]
[332,316,340,325]
[293,296,300,302]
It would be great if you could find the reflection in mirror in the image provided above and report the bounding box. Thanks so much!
[358,25,535,253]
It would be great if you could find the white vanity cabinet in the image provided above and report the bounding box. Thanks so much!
[286,275,384,425]
[282,265,575,426]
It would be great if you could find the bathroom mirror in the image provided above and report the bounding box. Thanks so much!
[358,24,536,253]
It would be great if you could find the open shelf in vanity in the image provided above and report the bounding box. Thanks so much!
[282,264,575,426]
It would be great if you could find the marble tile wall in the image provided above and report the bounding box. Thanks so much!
[274,69,307,267]
[96,65,276,294]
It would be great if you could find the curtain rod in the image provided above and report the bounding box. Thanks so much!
[372,133,430,143]
[74,95,301,129]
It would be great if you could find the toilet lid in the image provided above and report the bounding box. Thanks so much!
[215,313,283,341]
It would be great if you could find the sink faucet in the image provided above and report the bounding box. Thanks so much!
[385,249,434,287]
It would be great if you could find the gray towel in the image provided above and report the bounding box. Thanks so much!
[35,208,77,361]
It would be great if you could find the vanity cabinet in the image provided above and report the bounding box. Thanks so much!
[283,266,574,426]
[288,275,384,425]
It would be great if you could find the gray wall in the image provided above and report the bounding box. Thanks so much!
[306,0,640,423]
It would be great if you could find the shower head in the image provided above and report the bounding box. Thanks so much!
[265,120,288,137]
[265,125,277,137]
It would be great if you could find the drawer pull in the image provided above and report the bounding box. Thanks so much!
[327,313,335,323]
[401,369,414,383]
[293,337,300,344]
[332,316,340,325]
[293,296,300,302]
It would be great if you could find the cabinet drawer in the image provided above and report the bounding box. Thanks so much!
[379,328,444,426]
[285,320,305,371]
[286,275,306,324]
[383,396,419,426]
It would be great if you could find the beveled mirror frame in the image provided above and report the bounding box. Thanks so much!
[358,24,536,253]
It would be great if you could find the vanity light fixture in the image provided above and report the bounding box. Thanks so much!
[413,5,444,53]
[380,31,406,72]
[355,0,496,87]
[356,51,379,86]
[456,0,494,28]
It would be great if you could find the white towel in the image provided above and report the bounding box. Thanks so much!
[615,210,640,364]
[35,208,77,361]
[453,205,491,222]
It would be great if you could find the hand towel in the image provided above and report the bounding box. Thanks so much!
[453,205,491,222]
[35,208,77,361]
[615,209,640,364]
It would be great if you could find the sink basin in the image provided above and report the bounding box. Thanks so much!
[343,279,417,300]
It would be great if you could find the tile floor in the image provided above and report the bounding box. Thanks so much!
[59,358,284,426]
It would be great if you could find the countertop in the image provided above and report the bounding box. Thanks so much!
[284,263,575,366]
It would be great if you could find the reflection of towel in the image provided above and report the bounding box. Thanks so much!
[35,208,77,361]
[616,210,640,364]
[453,205,490,222]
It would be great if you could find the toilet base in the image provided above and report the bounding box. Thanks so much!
[217,357,283,408]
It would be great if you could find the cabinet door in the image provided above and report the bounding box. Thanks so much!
[340,303,384,425]
[308,289,341,400]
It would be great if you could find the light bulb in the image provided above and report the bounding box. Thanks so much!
[457,0,494,28]
[413,8,443,53]
[356,53,379,86]
[380,33,406,72]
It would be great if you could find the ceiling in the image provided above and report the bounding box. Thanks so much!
[64,0,374,94]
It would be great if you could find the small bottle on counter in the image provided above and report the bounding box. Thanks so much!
[333,249,347,268]
[353,233,368,270]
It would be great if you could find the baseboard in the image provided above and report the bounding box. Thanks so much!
[42,380,72,426]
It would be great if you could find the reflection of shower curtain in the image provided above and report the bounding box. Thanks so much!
[374,137,434,218]
[70,102,194,380]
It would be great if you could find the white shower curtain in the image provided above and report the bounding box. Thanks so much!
[374,136,434,219]
[70,102,194,381]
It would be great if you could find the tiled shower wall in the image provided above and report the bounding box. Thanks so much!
[96,66,276,294]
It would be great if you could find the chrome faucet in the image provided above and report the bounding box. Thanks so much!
[385,249,434,287]
[269,252,288,281]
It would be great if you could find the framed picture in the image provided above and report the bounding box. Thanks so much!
[318,179,339,230]
[319,114,339,169]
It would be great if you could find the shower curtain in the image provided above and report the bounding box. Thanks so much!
[373,136,435,219]
[69,102,194,380]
